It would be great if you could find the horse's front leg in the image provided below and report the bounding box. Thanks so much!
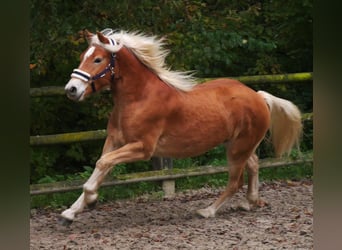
[59,141,146,225]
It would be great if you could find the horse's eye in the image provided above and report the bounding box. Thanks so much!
[94,58,102,63]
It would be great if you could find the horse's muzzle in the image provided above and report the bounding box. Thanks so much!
[65,78,86,101]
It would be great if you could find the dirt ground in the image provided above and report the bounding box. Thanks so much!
[30,180,313,249]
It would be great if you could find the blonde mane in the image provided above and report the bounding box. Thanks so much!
[90,30,197,92]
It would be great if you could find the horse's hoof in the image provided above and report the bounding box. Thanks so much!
[87,201,97,210]
[233,200,251,211]
[58,216,73,226]
[196,208,215,218]
[254,198,268,208]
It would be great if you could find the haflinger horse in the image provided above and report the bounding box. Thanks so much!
[61,28,302,225]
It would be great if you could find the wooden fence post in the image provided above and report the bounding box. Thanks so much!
[151,157,175,197]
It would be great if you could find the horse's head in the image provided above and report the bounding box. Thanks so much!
[65,30,119,101]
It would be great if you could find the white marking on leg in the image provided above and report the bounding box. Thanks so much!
[246,154,260,205]
[60,168,107,221]
[61,193,87,221]
[248,175,259,202]
[60,143,145,222]
[83,168,104,204]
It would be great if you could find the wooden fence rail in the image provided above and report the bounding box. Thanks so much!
[30,152,313,196]
[30,129,107,146]
[30,72,313,146]
[30,113,312,146]
[30,72,313,97]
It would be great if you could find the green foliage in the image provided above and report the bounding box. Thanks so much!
[30,0,313,184]
[259,163,313,182]
[176,173,228,191]
[30,0,312,83]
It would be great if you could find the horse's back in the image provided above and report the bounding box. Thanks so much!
[190,78,268,116]
[193,78,257,98]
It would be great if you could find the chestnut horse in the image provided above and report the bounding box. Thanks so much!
[61,29,302,225]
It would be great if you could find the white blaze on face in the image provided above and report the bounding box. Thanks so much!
[65,46,97,101]
[84,46,95,59]
[65,46,98,101]
[78,46,96,69]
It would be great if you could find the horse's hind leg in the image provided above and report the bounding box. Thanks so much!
[245,153,267,208]
[196,156,247,218]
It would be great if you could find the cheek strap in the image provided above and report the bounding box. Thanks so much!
[90,81,96,93]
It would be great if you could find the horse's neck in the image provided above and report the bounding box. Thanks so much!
[112,47,173,103]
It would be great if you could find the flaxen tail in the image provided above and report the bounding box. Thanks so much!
[258,91,302,157]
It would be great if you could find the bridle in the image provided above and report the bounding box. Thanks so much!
[70,52,116,93]
[70,34,118,93]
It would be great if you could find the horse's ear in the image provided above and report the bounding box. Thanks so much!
[96,31,110,44]
[83,29,94,44]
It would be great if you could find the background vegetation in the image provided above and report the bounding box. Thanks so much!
[30,0,312,192]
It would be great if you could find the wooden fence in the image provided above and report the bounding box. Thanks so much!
[30,72,313,197]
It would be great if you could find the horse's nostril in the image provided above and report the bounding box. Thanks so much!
[68,86,77,95]
[70,86,77,93]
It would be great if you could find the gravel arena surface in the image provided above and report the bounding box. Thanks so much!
[30,180,313,249]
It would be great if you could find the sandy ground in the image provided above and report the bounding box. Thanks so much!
[30,180,313,249]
